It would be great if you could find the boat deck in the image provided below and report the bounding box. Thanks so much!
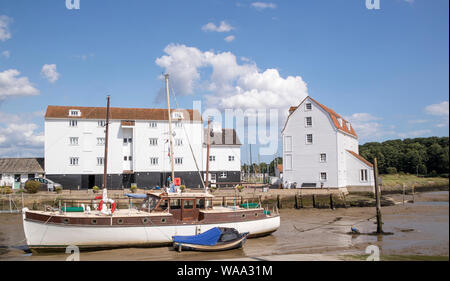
[27,208,171,218]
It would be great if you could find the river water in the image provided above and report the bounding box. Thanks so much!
[0,191,448,261]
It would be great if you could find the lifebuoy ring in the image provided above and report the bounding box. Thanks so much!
[96,199,116,213]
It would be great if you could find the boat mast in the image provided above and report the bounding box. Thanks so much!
[103,95,110,189]
[205,117,211,190]
[165,74,175,182]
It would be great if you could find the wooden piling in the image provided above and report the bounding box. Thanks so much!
[329,193,334,209]
[277,195,282,209]
[374,157,383,234]
[294,194,299,209]
[222,196,226,207]
[312,194,316,208]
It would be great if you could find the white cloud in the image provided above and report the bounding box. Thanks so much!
[251,2,277,10]
[425,101,449,117]
[155,44,309,116]
[345,113,396,141]
[1,50,10,59]
[202,21,234,32]
[0,69,40,99]
[0,15,12,41]
[41,64,60,83]
[397,129,432,139]
[224,35,235,42]
[0,111,44,157]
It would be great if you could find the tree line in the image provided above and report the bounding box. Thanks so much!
[359,136,449,176]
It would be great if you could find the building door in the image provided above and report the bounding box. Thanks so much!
[181,199,195,221]
[88,175,95,189]
[122,174,135,189]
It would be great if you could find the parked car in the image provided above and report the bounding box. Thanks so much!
[26,178,62,192]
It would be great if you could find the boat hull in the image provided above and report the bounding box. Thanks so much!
[173,234,248,252]
[22,211,280,251]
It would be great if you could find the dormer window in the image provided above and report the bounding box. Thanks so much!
[172,112,184,120]
[337,118,343,127]
[305,103,312,111]
[69,110,81,117]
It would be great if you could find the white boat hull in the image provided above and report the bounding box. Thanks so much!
[22,211,280,250]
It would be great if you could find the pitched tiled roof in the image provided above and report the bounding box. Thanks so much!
[45,106,202,121]
[204,129,241,145]
[309,98,357,137]
[346,150,373,168]
[283,97,357,138]
[0,158,45,173]
[277,164,283,172]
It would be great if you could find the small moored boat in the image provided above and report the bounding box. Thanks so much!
[173,227,248,252]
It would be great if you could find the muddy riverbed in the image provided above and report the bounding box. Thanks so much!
[0,191,447,261]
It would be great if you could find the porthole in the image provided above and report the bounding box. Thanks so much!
[241,214,246,219]
[161,218,167,223]
[142,218,148,224]
[117,219,124,225]
[254,213,258,217]
[91,219,97,225]
[63,218,69,224]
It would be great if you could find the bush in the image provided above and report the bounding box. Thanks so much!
[92,186,99,193]
[0,186,13,194]
[180,185,186,192]
[386,167,397,174]
[236,185,244,192]
[130,185,137,193]
[440,173,449,178]
[55,186,63,194]
[25,180,40,194]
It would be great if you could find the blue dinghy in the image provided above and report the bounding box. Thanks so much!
[172,227,248,252]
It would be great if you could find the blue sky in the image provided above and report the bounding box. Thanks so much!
[0,0,448,163]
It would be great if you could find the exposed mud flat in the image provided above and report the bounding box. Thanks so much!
[0,191,447,261]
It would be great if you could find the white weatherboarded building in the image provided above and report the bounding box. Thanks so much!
[44,106,241,189]
[281,97,374,189]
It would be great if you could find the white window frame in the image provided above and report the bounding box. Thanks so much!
[284,136,293,152]
[175,157,183,165]
[69,110,81,117]
[305,103,312,111]
[305,117,313,127]
[320,172,327,182]
[175,138,183,146]
[97,137,105,145]
[175,121,182,128]
[69,137,79,146]
[69,120,78,127]
[320,153,327,163]
[285,154,293,171]
[69,157,79,166]
[209,155,216,162]
[306,134,313,145]
[150,157,159,166]
[360,169,368,182]
[228,155,235,162]
[149,121,157,128]
[97,157,104,166]
[219,172,227,179]
[98,120,106,127]
[149,138,158,146]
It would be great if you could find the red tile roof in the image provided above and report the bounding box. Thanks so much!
[346,150,373,168]
[45,106,202,121]
[277,164,283,172]
[309,98,357,138]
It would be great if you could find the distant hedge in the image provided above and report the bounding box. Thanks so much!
[359,137,449,175]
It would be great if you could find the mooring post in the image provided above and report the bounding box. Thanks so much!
[412,184,415,203]
[402,183,405,206]
[312,194,316,208]
[294,193,299,209]
[277,195,281,209]
[329,193,334,209]
[222,196,226,207]
[374,157,383,234]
